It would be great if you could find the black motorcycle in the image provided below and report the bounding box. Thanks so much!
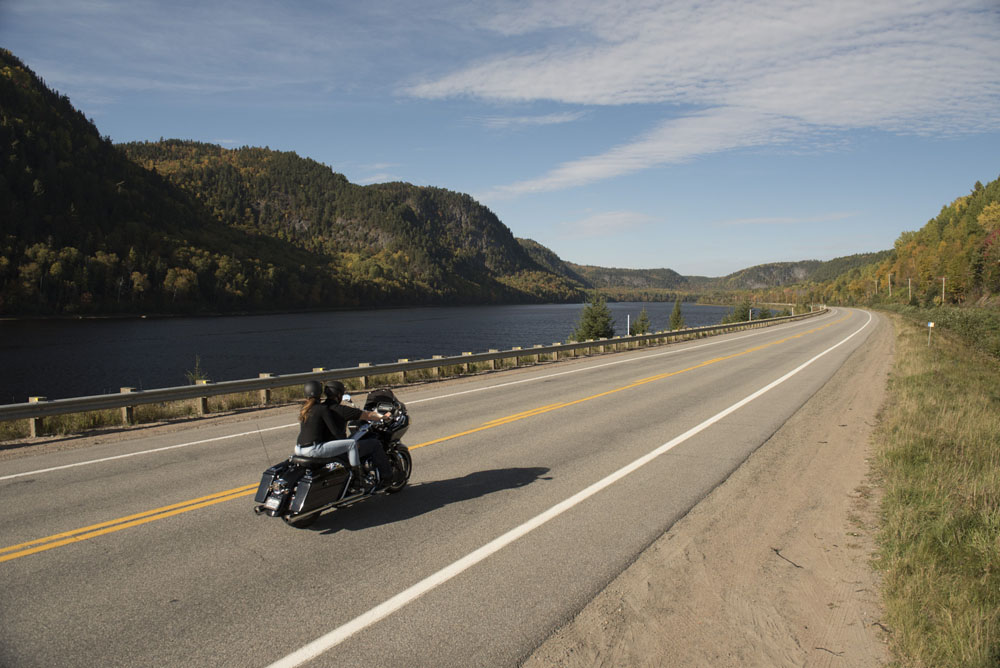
[253,388,412,528]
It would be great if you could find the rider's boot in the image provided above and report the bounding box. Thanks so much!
[350,466,366,491]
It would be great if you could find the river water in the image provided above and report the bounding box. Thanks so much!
[0,302,733,403]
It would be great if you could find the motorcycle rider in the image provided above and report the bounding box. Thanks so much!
[295,380,392,491]
[323,381,394,490]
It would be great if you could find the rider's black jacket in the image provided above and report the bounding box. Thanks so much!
[296,404,341,446]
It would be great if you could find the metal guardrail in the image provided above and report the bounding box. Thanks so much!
[1,309,825,430]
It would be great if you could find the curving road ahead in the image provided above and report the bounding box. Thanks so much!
[0,307,880,668]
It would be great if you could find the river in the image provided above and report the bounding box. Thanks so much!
[0,302,735,403]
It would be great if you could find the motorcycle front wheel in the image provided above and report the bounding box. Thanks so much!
[385,448,412,494]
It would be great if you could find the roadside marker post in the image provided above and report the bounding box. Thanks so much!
[927,321,934,346]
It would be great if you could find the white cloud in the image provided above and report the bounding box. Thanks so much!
[479,111,585,129]
[409,0,1000,194]
[356,173,398,185]
[559,211,656,238]
[488,107,801,196]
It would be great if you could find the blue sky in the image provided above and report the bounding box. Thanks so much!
[2,0,998,276]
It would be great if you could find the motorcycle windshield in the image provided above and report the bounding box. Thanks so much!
[365,388,405,412]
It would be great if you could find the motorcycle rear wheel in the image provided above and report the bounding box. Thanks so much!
[385,449,412,494]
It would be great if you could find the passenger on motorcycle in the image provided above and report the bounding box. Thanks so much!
[295,380,392,490]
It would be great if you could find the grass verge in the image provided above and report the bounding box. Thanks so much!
[875,312,1000,667]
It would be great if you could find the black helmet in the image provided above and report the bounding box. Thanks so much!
[303,380,323,399]
[324,381,346,400]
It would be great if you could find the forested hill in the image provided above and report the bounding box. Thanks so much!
[0,49,583,315]
[804,178,1000,306]
[119,140,584,307]
[1,50,329,316]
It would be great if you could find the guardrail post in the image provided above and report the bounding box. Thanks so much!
[28,396,45,437]
[430,355,443,378]
[488,350,499,370]
[195,379,210,415]
[258,373,272,405]
[552,343,562,361]
[397,360,409,384]
[357,363,371,389]
[511,347,522,367]
[533,345,543,364]
[462,352,472,374]
[120,387,135,425]
[567,341,578,357]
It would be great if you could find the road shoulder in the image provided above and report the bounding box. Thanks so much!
[523,313,894,667]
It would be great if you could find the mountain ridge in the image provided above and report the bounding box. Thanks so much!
[8,47,990,317]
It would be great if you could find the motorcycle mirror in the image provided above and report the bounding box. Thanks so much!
[343,393,353,405]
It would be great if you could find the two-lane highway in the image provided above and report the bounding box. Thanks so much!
[0,308,882,667]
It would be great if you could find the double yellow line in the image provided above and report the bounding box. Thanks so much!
[1,314,845,564]
[410,316,835,450]
[0,483,257,564]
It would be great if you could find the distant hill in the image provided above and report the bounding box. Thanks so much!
[517,238,590,286]
[711,261,823,290]
[565,264,689,290]
[120,140,586,306]
[5,46,989,316]
[1,49,333,315]
[804,251,894,284]
[0,49,583,315]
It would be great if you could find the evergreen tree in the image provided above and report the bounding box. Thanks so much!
[669,298,685,330]
[722,298,752,323]
[571,292,615,341]
[629,307,652,335]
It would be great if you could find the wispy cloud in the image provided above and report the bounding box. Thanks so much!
[478,111,585,129]
[559,211,656,238]
[487,107,800,196]
[356,173,398,185]
[409,0,1000,195]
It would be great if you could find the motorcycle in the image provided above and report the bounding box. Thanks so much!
[253,387,412,528]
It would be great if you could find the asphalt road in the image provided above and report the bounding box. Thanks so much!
[0,307,879,667]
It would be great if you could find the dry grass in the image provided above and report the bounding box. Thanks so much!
[875,313,1000,667]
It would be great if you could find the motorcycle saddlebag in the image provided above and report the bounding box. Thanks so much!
[254,461,293,503]
[289,465,349,514]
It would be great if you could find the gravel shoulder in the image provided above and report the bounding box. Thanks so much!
[523,314,894,667]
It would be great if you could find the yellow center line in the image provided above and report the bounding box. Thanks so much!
[2,314,848,564]
[409,315,845,450]
[0,484,257,563]
[481,403,566,427]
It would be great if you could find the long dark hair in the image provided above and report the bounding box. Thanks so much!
[299,397,318,423]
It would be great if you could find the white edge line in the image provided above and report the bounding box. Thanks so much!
[405,313,828,404]
[0,424,292,482]
[267,310,872,668]
[2,313,830,482]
